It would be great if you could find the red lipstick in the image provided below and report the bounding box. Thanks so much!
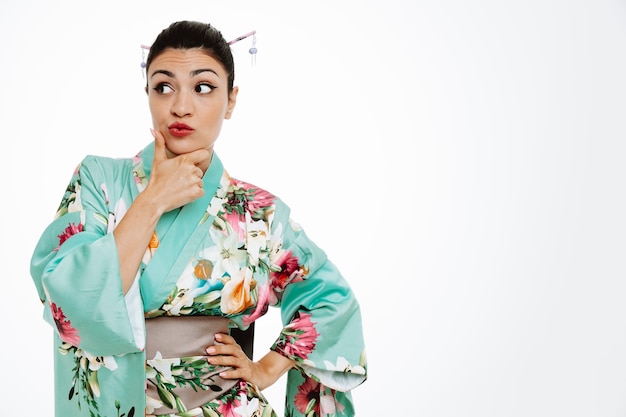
[168,122,195,137]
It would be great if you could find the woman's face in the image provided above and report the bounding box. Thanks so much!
[147,48,238,160]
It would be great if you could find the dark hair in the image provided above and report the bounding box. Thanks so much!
[146,21,235,92]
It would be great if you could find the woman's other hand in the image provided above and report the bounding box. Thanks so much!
[206,333,295,391]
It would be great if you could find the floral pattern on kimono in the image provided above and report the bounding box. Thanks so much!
[30,142,367,417]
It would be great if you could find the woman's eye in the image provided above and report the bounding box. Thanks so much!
[153,83,173,94]
[195,83,215,94]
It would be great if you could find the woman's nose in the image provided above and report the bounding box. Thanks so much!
[171,91,193,117]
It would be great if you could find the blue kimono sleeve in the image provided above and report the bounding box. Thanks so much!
[30,155,143,357]
[268,199,367,416]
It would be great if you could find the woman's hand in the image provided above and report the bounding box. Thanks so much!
[113,129,211,293]
[144,129,210,214]
[206,333,295,391]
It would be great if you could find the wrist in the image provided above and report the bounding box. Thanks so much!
[255,351,295,390]
[134,189,167,219]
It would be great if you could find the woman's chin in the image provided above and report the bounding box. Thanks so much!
[165,141,195,156]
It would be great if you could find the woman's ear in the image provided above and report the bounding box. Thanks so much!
[225,86,239,119]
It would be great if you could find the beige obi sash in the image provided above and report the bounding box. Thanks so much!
[145,315,239,415]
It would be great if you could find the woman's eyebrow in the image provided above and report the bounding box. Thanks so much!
[191,68,219,77]
[150,69,174,79]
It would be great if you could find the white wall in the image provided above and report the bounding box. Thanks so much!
[2,1,626,416]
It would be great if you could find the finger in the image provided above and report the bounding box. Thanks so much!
[218,365,248,381]
[214,333,236,345]
[206,334,243,356]
[218,368,240,380]
[207,353,240,367]
[206,355,249,380]
[183,147,212,166]
[206,344,242,357]
[217,359,255,381]
[213,362,246,380]
[151,128,168,163]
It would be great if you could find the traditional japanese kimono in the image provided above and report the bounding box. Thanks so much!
[30,142,367,417]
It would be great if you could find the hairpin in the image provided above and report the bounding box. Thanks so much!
[140,30,257,71]
[227,30,256,45]
[140,45,148,78]
[229,30,257,66]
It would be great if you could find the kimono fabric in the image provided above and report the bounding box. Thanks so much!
[30,142,368,417]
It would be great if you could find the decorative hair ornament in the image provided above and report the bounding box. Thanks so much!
[140,29,257,72]
[140,45,148,78]
[228,30,257,66]
[249,33,258,66]
[227,30,256,46]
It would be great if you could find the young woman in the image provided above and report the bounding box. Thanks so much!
[30,20,367,417]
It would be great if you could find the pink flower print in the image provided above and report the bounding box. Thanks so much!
[277,312,320,361]
[270,250,303,292]
[223,210,246,241]
[242,284,271,326]
[294,377,321,415]
[226,180,275,219]
[50,302,80,345]
[55,222,83,250]
[242,185,274,214]
[216,395,242,417]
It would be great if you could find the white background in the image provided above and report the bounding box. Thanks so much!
[2,1,626,416]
